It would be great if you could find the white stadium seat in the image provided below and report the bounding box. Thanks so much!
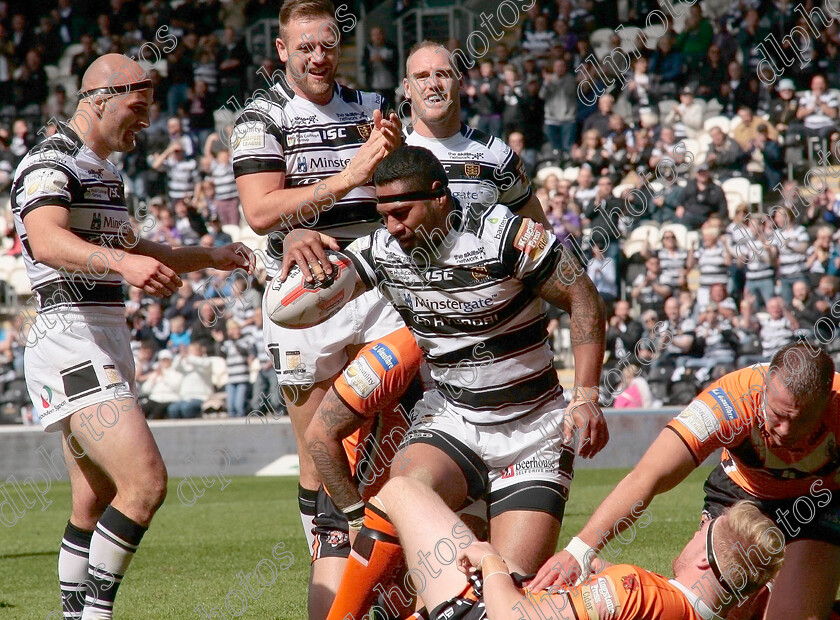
[222,224,242,242]
[612,184,635,198]
[748,184,763,211]
[722,177,751,205]
[703,116,731,133]
[628,224,660,244]
[685,231,701,249]
[0,254,20,274]
[725,191,746,219]
[696,131,713,151]
[536,166,565,185]
[681,138,700,160]
[58,43,83,78]
[658,99,678,118]
[9,266,31,295]
[703,98,724,119]
[562,166,580,182]
[642,24,665,50]
[660,223,689,248]
[589,28,614,48]
[618,25,642,43]
[623,238,646,258]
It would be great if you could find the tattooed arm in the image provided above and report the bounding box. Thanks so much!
[304,388,367,510]
[534,246,608,458]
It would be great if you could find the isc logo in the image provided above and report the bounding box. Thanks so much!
[424,270,453,281]
[322,127,347,140]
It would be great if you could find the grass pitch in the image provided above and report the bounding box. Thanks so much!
[0,468,713,619]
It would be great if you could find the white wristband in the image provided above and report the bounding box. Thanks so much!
[564,536,596,584]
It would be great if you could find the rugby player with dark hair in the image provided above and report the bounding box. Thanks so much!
[284,145,609,619]
[531,343,840,620]
[304,39,576,616]
[13,54,253,619]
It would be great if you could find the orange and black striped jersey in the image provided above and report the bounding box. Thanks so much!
[334,327,423,499]
[564,565,717,620]
[667,364,840,499]
[426,565,721,620]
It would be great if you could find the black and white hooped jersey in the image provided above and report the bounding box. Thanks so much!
[11,124,129,312]
[231,75,386,252]
[346,201,564,424]
[404,123,532,213]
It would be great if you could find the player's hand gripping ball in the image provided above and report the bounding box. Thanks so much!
[266,251,357,328]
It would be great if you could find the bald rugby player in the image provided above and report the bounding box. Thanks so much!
[402,40,550,228]
[531,343,840,620]
[12,54,253,618]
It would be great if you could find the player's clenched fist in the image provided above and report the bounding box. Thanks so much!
[564,389,609,459]
[119,254,182,297]
[456,541,504,575]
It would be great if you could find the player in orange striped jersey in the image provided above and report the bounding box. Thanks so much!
[306,326,423,615]
[531,342,840,620]
[372,476,782,620]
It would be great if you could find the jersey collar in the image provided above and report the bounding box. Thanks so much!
[276,72,296,98]
[56,122,85,149]
[668,579,725,620]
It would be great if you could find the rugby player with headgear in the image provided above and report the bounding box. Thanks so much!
[12,54,253,618]
[282,144,608,619]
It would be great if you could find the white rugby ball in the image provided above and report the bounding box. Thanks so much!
[266,251,357,329]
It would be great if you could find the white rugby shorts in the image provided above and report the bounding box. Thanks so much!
[24,309,136,432]
[262,286,405,385]
[401,390,575,518]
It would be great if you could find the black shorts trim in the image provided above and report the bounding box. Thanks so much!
[36,280,125,310]
[398,374,424,419]
[60,361,101,402]
[402,429,489,505]
[427,573,531,620]
[703,464,840,545]
[487,480,570,520]
[359,502,400,545]
[311,487,350,561]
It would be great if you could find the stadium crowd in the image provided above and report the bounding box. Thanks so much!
[3,0,840,420]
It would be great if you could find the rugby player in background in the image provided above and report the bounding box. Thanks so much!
[231,1,419,617]
[14,54,253,619]
[531,343,840,620]
[284,145,608,619]
[402,41,550,228]
[375,476,783,620]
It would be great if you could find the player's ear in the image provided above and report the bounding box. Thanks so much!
[92,95,108,119]
[275,37,288,63]
[434,181,448,207]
